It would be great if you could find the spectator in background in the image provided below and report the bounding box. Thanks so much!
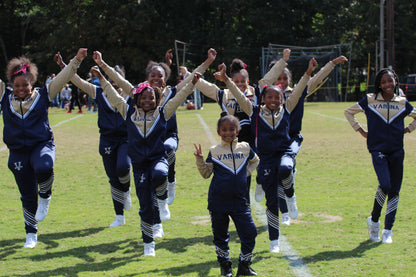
[60,83,72,109]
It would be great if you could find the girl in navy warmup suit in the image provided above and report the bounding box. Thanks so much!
[90,62,201,256]
[345,68,416,244]
[194,115,259,277]
[55,52,132,228]
[0,48,87,248]
[257,55,348,226]
[214,59,317,253]
[93,49,216,237]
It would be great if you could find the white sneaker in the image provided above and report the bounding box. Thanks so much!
[255,184,265,202]
[167,181,176,205]
[153,223,164,239]
[144,242,155,256]
[24,233,37,248]
[157,199,171,221]
[124,190,131,211]
[367,216,380,242]
[270,239,280,253]
[382,229,393,244]
[109,215,125,227]
[281,212,291,226]
[35,196,51,222]
[286,195,298,219]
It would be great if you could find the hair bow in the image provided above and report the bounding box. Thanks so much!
[132,83,151,95]
[11,64,29,76]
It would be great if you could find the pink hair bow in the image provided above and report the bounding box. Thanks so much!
[132,83,151,95]
[11,64,29,76]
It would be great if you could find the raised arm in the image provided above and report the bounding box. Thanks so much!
[285,58,316,112]
[308,55,348,94]
[55,51,96,98]
[91,66,129,118]
[48,48,87,99]
[93,51,134,97]
[164,73,201,120]
[178,48,217,91]
[258,48,290,89]
[215,63,253,116]
[194,143,213,178]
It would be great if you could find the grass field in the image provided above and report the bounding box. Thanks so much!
[1,102,416,276]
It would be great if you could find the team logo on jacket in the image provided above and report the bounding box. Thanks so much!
[263,169,271,176]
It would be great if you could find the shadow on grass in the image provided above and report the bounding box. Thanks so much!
[140,249,274,277]
[0,227,105,260]
[302,240,381,265]
[154,227,268,254]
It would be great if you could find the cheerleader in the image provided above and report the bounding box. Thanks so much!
[90,62,201,256]
[345,68,416,243]
[194,115,259,276]
[0,48,87,248]
[55,52,132,228]
[257,55,348,226]
[214,58,317,253]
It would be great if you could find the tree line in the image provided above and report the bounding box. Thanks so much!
[1,0,415,100]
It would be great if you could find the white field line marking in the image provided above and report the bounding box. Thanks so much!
[309,111,416,141]
[196,113,313,277]
[0,115,83,152]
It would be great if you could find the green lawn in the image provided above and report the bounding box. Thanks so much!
[0,102,415,276]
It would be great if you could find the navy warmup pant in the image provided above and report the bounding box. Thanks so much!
[99,136,131,216]
[210,208,257,263]
[133,157,168,243]
[8,140,55,234]
[370,149,404,230]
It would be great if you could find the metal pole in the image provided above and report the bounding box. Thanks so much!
[380,0,385,70]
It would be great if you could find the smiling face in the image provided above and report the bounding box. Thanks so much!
[380,72,396,96]
[275,71,290,91]
[147,67,165,89]
[232,71,249,92]
[262,87,283,111]
[217,119,239,143]
[12,75,33,100]
[137,89,157,112]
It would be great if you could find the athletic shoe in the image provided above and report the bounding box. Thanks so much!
[270,239,280,253]
[66,110,72,113]
[286,195,298,219]
[124,190,131,211]
[167,181,176,205]
[24,233,37,248]
[367,216,380,242]
[236,260,257,276]
[109,215,125,227]
[144,242,155,256]
[77,110,83,113]
[35,196,51,222]
[281,212,291,226]
[382,229,393,244]
[254,184,265,202]
[219,260,232,277]
[157,199,171,221]
[153,223,164,239]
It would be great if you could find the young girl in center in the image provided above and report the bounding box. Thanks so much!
[194,115,259,277]
[90,60,201,256]
[345,68,416,244]
[214,59,317,253]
